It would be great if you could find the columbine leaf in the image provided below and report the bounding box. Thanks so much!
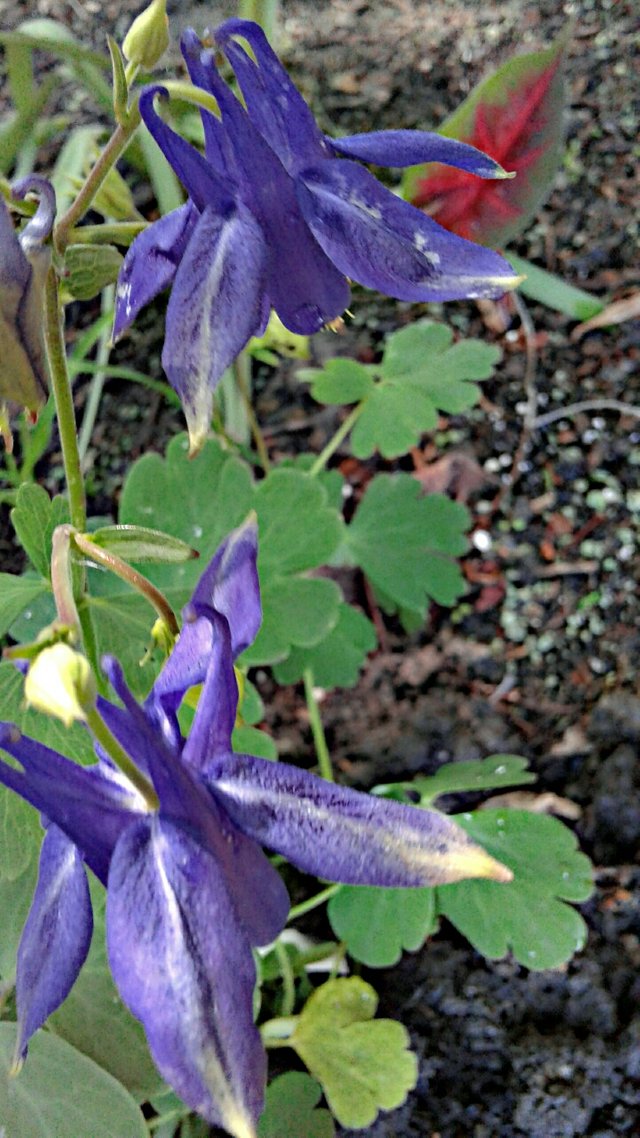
[350,322,499,459]
[0,786,41,981]
[232,725,278,761]
[437,810,593,970]
[273,603,376,688]
[299,357,374,405]
[119,438,343,675]
[327,885,437,967]
[405,32,567,247]
[243,469,343,665]
[258,1073,334,1138]
[0,573,48,638]
[10,483,70,578]
[0,1023,147,1138]
[291,977,418,1130]
[346,475,469,613]
[399,754,537,805]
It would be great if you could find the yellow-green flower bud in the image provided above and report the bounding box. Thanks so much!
[122,0,169,70]
[24,644,96,727]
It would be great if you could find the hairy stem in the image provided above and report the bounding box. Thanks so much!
[303,668,333,781]
[309,402,365,476]
[44,267,86,530]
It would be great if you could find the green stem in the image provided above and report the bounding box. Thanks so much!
[78,285,114,462]
[309,402,365,476]
[288,883,341,921]
[274,939,296,1018]
[43,267,86,530]
[54,113,140,254]
[72,532,180,636]
[303,668,333,781]
[233,354,271,472]
[86,706,158,810]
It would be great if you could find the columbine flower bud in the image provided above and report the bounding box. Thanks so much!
[122,0,169,70]
[24,644,96,727]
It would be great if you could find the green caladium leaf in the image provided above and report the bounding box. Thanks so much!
[273,603,376,688]
[49,886,163,1103]
[328,885,437,967]
[0,1024,147,1138]
[437,810,593,970]
[10,482,70,578]
[258,1073,334,1138]
[291,977,418,1129]
[404,31,568,247]
[346,475,469,614]
[0,574,48,638]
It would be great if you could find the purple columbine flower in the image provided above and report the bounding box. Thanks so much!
[0,176,55,413]
[113,19,520,453]
[0,520,509,1138]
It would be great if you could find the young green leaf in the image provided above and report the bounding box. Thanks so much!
[10,483,70,578]
[291,977,418,1129]
[437,810,593,970]
[346,475,469,613]
[0,1024,147,1138]
[258,1073,334,1138]
[507,253,605,320]
[328,885,437,967]
[273,603,376,688]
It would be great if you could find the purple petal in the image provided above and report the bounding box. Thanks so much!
[206,753,511,887]
[181,614,237,769]
[139,86,237,214]
[329,131,511,177]
[189,516,261,657]
[176,49,350,335]
[0,724,140,883]
[214,19,326,172]
[179,30,239,176]
[162,203,268,452]
[107,817,266,1135]
[103,657,289,947]
[15,825,92,1059]
[113,202,198,341]
[296,158,520,301]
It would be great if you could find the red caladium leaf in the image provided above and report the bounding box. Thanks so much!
[404,33,568,248]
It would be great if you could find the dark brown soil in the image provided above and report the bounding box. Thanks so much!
[1,1,639,1135]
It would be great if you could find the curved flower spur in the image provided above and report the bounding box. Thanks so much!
[0,519,511,1138]
[0,177,56,417]
[113,18,521,453]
